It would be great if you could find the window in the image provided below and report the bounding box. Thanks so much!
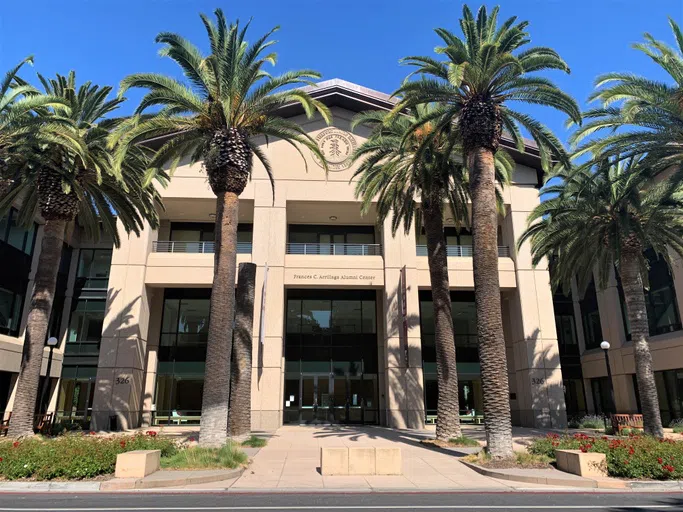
[0,208,37,256]
[288,225,376,255]
[66,299,105,352]
[56,365,97,426]
[159,289,211,363]
[170,223,253,253]
[553,291,578,353]
[0,287,23,337]
[580,281,603,350]
[619,250,681,337]
[76,249,112,289]
[591,377,615,415]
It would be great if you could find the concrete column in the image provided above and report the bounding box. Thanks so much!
[381,216,424,429]
[595,267,627,348]
[90,221,157,430]
[250,182,287,431]
[507,184,567,429]
[140,294,163,427]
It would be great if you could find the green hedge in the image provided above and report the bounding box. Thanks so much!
[0,433,177,480]
[529,433,683,480]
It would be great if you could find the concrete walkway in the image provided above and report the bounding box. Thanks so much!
[199,425,531,490]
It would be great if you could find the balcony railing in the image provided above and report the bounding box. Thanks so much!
[286,243,382,256]
[152,241,253,254]
[416,245,510,257]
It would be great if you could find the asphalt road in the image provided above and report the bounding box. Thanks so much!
[0,492,682,512]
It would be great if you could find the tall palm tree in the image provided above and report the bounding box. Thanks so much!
[116,9,330,446]
[518,156,683,437]
[390,4,581,457]
[3,72,163,437]
[571,18,683,177]
[352,104,513,441]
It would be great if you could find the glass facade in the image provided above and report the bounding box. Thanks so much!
[419,290,483,418]
[618,250,682,337]
[580,281,603,350]
[591,377,615,415]
[75,249,112,290]
[287,225,376,255]
[284,289,379,424]
[56,365,97,427]
[154,288,211,425]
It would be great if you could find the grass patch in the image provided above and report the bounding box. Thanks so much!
[160,443,247,470]
[448,436,480,447]
[241,435,267,448]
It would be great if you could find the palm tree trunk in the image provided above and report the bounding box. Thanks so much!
[423,197,461,441]
[619,247,664,437]
[8,219,66,438]
[468,146,513,458]
[199,191,239,447]
[229,262,256,438]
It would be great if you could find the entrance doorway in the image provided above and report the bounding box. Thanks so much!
[285,372,378,424]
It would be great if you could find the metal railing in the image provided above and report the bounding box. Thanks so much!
[286,243,382,256]
[152,241,252,254]
[416,245,510,257]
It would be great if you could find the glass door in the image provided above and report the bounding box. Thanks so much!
[300,374,332,424]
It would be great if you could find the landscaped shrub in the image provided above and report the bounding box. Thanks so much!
[161,443,247,469]
[241,435,267,448]
[0,432,177,480]
[529,433,683,480]
[670,419,683,434]
[568,414,605,430]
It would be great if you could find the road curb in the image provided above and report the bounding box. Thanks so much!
[460,460,683,490]
[101,468,245,490]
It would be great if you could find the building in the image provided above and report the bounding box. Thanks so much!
[5,79,678,432]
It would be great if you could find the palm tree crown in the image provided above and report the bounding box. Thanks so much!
[116,9,331,193]
[1,71,163,241]
[571,19,683,175]
[352,105,512,232]
[392,4,581,168]
[520,157,683,293]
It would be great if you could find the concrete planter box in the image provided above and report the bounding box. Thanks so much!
[320,447,402,476]
[556,449,607,477]
[115,450,161,479]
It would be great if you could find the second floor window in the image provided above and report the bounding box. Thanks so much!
[580,280,603,350]
[0,287,23,337]
[0,208,37,257]
[67,298,105,345]
[76,249,112,290]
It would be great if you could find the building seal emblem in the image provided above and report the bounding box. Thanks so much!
[312,128,357,171]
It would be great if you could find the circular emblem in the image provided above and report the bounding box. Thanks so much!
[312,128,357,171]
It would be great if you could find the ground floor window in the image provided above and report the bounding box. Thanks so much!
[632,369,683,426]
[0,370,13,417]
[563,378,587,419]
[423,374,483,420]
[153,362,204,425]
[590,377,616,415]
[56,366,96,428]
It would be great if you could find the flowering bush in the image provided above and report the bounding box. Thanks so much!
[0,432,176,480]
[529,433,683,480]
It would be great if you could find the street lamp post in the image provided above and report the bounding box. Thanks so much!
[600,340,616,427]
[39,336,59,415]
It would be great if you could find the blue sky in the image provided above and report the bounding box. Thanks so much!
[1,0,682,146]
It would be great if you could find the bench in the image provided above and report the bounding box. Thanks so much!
[425,415,437,425]
[35,412,53,435]
[611,413,643,433]
[0,412,10,436]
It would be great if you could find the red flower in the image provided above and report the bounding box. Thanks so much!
[663,465,675,472]
[0,457,3,462]
[120,441,126,448]
[146,431,157,437]
[658,457,664,464]
[12,441,19,448]
[188,437,196,442]
[628,446,635,455]
[89,431,97,435]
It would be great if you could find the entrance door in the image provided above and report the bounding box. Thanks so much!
[300,374,332,424]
